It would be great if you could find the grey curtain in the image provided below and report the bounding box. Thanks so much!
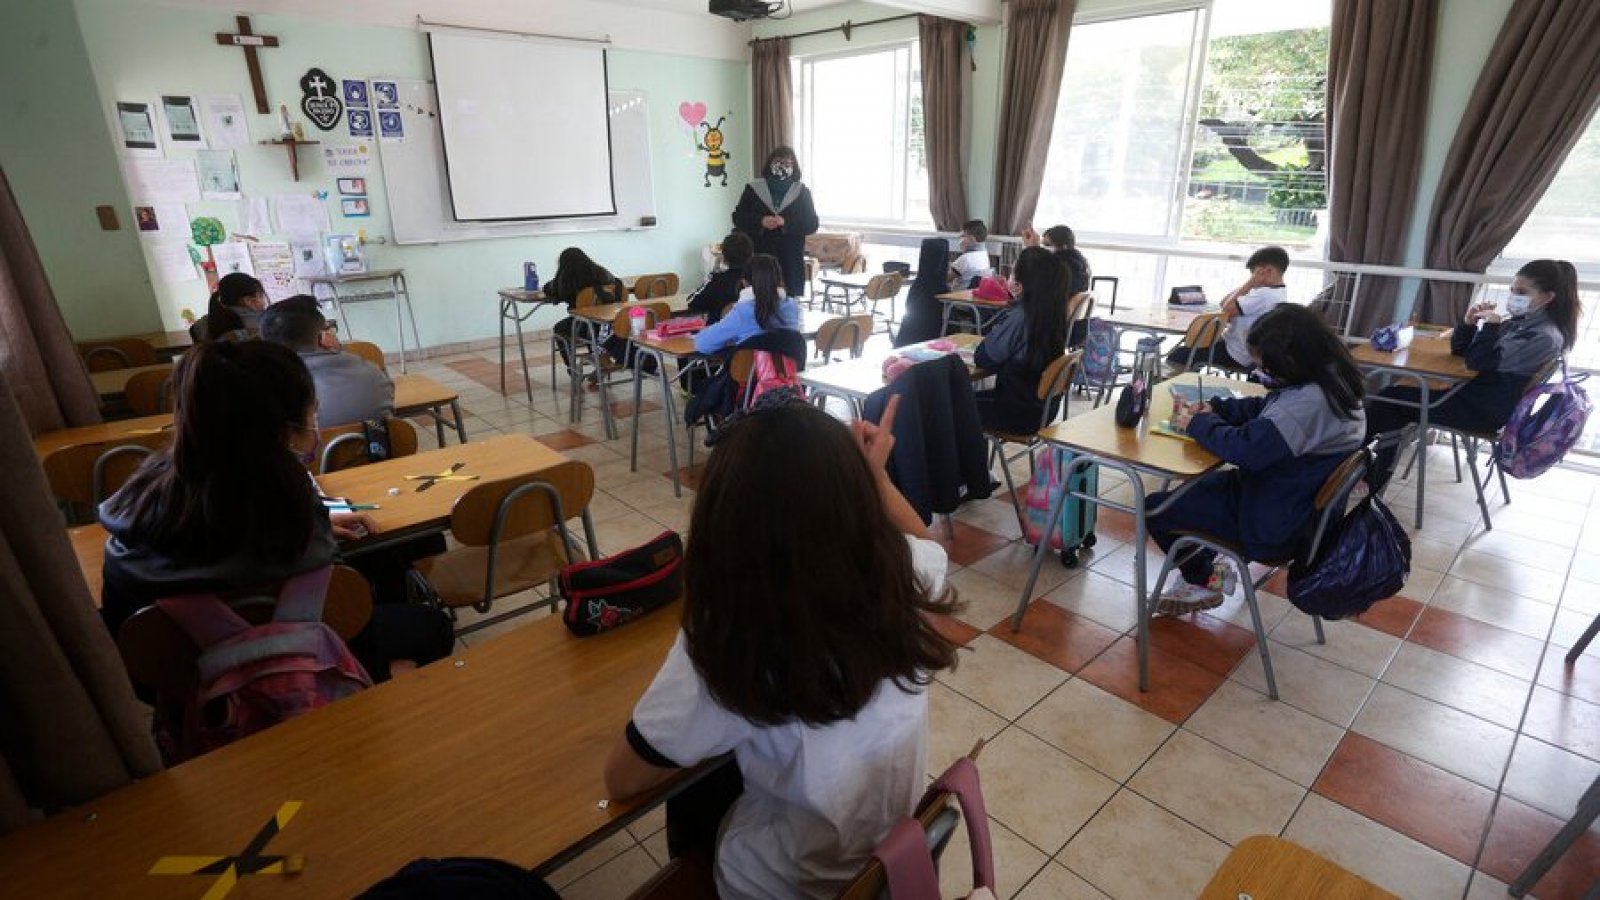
[0,373,162,833]
[1326,0,1439,334]
[1417,0,1600,324]
[751,37,794,168]
[991,0,1075,235]
[919,15,970,231]
[0,168,100,435]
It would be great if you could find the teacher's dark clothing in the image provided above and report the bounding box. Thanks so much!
[733,180,819,297]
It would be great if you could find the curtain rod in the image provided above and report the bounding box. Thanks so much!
[749,13,919,45]
[416,16,611,45]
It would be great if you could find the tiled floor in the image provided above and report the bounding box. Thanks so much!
[403,337,1599,899]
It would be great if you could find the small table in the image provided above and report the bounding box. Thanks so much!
[799,334,983,411]
[497,288,563,402]
[70,523,107,604]
[935,290,1008,336]
[570,296,689,438]
[34,415,173,462]
[306,270,423,374]
[1350,335,1473,530]
[1106,304,1210,336]
[1010,373,1266,693]
[90,364,175,403]
[393,374,467,445]
[817,271,898,322]
[126,330,193,361]
[1199,835,1397,899]
[628,331,699,498]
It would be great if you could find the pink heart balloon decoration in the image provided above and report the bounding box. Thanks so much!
[679,101,708,128]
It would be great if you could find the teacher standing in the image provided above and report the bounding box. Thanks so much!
[733,146,819,298]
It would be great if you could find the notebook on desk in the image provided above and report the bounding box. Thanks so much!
[1152,382,1245,441]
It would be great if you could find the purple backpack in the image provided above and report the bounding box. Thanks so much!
[157,567,371,760]
[1498,359,1591,479]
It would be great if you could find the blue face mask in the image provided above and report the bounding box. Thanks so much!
[1252,367,1281,389]
[1506,293,1532,317]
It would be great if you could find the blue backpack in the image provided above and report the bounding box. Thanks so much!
[1081,318,1117,384]
[1498,358,1591,479]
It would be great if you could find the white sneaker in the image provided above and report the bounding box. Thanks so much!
[1206,562,1238,598]
[1154,582,1223,617]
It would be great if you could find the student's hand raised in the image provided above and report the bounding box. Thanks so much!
[853,394,899,474]
[1021,224,1040,247]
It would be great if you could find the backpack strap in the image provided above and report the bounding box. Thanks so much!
[931,757,996,890]
[272,566,334,624]
[874,818,942,899]
[156,594,254,649]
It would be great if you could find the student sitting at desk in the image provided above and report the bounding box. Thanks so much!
[189,272,267,343]
[687,231,754,324]
[972,246,1069,434]
[1148,304,1366,615]
[1365,258,1579,493]
[604,396,958,900]
[1168,246,1289,372]
[260,296,394,429]
[1023,223,1092,296]
[693,254,800,355]
[949,219,994,290]
[99,341,453,681]
[547,246,628,367]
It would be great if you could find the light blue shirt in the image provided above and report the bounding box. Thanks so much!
[693,288,800,354]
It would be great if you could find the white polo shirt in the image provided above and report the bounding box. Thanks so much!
[1223,284,1287,368]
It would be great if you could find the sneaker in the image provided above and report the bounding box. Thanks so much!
[1206,562,1238,598]
[1154,582,1223,617]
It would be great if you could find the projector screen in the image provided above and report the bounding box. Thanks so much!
[429,31,616,222]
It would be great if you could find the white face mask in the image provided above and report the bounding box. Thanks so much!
[1506,292,1532,316]
[769,160,795,180]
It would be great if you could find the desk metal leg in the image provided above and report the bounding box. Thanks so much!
[511,309,533,403]
[451,400,467,443]
[499,299,508,394]
[659,358,681,498]
[1414,382,1431,530]
[391,278,410,374]
[630,352,647,472]
[432,406,447,446]
[395,273,423,374]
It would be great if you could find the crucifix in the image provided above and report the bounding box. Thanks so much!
[215,15,280,114]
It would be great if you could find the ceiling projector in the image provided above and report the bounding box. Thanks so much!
[710,0,783,22]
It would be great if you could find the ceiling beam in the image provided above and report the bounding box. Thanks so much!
[865,0,1003,25]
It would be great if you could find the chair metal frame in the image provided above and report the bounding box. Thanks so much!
[987,351,1084,535]
[315,419,419,475]
[92,444,155,506]
[593,302,672,441]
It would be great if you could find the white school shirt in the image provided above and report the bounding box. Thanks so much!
[629,536,949,900]
[1223,283,1287,368]
[950,247,993,285]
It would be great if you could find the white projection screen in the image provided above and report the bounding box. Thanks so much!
[428,31,616,221]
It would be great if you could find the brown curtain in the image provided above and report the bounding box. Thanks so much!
[919,15,971,231]
[0,374,162,833]
[0,169,100,435]
[1417,0,1600,324]
[751,37,795,169]
[1326,0,1439,334]
[991,0,1075,235]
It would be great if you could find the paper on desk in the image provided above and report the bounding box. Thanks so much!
[250,242,297,300]
[149,243,199,283]
[274,195,330,241]
[122,158,200,204]
[211,241,255,278]
[199,94,251,149]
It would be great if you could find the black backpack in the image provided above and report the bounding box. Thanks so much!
[359,858,560,899]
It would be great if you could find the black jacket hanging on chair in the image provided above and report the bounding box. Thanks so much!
[863,354,994,523]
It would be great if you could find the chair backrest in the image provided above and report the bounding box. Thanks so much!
[1065,291,1095,331]
[633,273,680,299]
[44,430,172,509]
[124,368,175,416]
[575,286,600,309]
[345,341,387,372]
[863,272,904,301]
[815,315,875,362]
[1036,350,1082,404]
[93,444,155,506]
[610,301,672,341]
[1303,449,1372,561]
[315,418,419,475]
[1182,312,1225,349]
[840,253,868,275]
[79,338,158,372]
[448,461,596,548]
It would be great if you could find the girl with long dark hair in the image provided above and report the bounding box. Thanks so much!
[894,237,958,347]
[972,245,1071,433]
[191,272,267,342]
[692,253,800,354]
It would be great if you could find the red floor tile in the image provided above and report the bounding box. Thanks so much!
[989,600,1121,674]
[1538,648,1600,706]
[930,519,1013,567]
[1477,796,1600,900]
[1351,596,1426,639]
[1408,607,1546,680]
[1312,733,1495,865]
[1094,507,1136,543]
[608,399,661,418]
[1077,635,1227,724]
[1145,612,1257,676]
[535,430,596,451]
[1522,686,1600,761]
[927,612,981,648]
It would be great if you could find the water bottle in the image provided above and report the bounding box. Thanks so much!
[629,304,648,337]
[523,262,540,293]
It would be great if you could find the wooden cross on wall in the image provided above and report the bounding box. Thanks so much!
[215,15,280,114]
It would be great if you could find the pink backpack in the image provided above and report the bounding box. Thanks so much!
[157,567,371,759]
[1498,358,1591,479]
[742,350,800,406]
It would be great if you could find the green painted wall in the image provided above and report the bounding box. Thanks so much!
[63,0,751,350]
[0,0,161,338]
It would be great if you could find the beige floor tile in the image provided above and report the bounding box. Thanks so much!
[968,542,1082,597]
[624,803,667,843]
[1206,588,1295,635]
[1269,613,1401,678]
[1231,641,1376,727]
[631,499,692,534]
[587,489,639,525]
[559,845,662,900]
[1571,551,1600,585]
[929,682,1009,778]
[1184,680,1345,787]
[1057,789,1230,899]
[1283,794,1473,900]
[953,497,1027,542]
[1411,535,1462,574]
[1085,542,1169,591]
[1464,871,1513,900]
[639,828,670,868]
[1014,862,1109,899]
[547,828,637,889]
[949,567,1041,631]
[1351,683,1516,788]
[1501,735,1600,823]
[1040,570,1138,633]
[937,634,1070,720]
[1460,527,1576,575]
[596,515,681,557]
[1399,566,1446,604]
[1016,678,1174,782]
[1552,606,1599,649]
[938,815,1048,900]
[1128,730,1305,845]
[1562,575,1600,616]
[1431,576,1559,639]
[1380,642,1533,730]
[979,726,1119,854]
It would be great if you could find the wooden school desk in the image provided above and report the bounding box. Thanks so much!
[1350,335,1474,530]
[33,415,173,462]
[392,374,467,445]
[126,330,193,361]
[90,364,175,403]
[70,523,107,604]
[0,604,689,898]
[935,289,1008,336]
[1009,373,1266,693]
[569,295,690,439]
[496,287,564,402]
[799,333,983,410]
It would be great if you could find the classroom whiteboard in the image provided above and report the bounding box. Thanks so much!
[375,80,656,244]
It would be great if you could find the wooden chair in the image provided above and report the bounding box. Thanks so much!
[409,462,600,636]
[814,315,875,363]
[43,431,171,518]
[633,273,680,299]
[1169,312,1231,375]
[840,253,868,275]
[861,272,904,325]
[314,418,419,475]
[1065,290,1095,344]
[594,301,672,440]
[345,341,387,372]
[78,338,158,373]
[116,565,374,764]
[1148,450,1369,700]
[124,368,175,416]
[987,351,1083,533]
[551,284,624,424]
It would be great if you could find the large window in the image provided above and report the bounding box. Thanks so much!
[1500,111,1600,269]
[1035,1,1330,252]
[792,44,932,226]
